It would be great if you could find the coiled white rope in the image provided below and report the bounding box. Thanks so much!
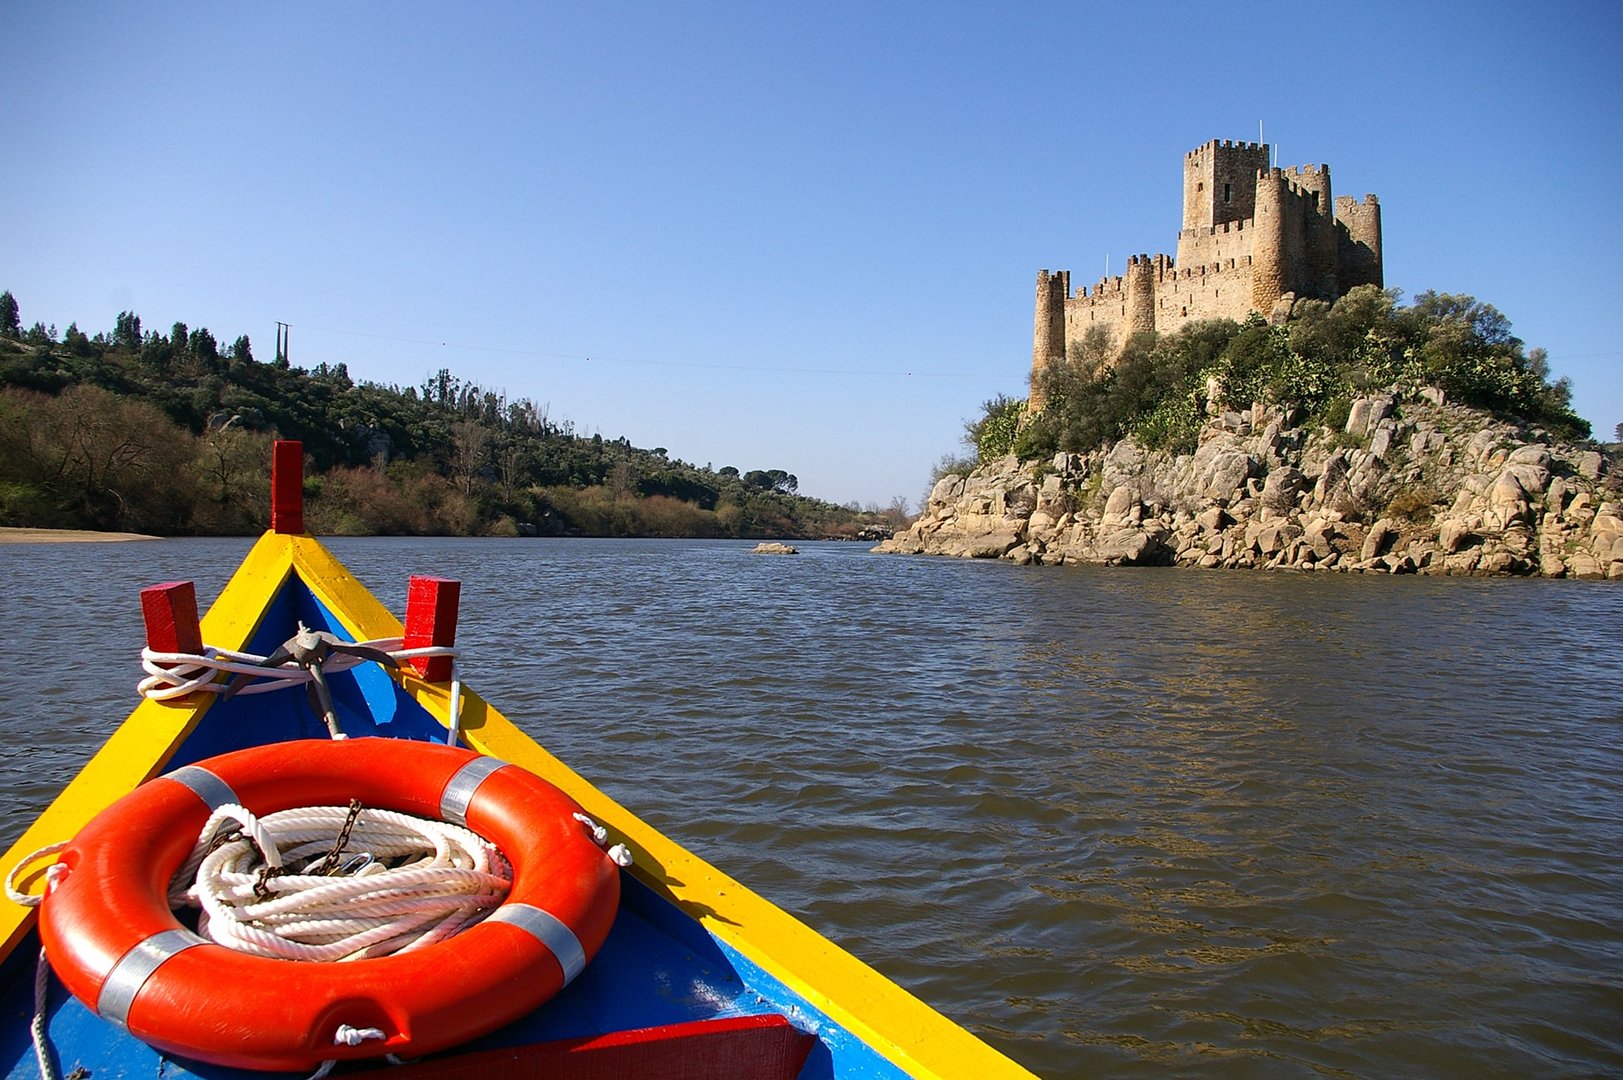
[138,637,465,744]
[171,800,515,1079]
[138,637,456,699]
[171,801,512,962]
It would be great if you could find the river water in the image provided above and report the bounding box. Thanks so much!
[3,537,1620,1078]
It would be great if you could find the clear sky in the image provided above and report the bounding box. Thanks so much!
[3,2,1619,509]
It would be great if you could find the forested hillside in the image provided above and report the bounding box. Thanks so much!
[0,292,901,538]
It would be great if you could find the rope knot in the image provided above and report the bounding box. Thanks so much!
[333,1023,387,1047]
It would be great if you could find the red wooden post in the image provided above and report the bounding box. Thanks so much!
[271,439,304,534]
[141,581,203,661]
[403,576,460,681]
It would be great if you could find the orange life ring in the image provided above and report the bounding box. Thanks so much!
[37,738,621,1071]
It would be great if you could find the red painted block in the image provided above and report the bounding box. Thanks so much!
[271,439,304,534]
[141,581,203,659]
[403,575,460,681]
[379,1014,815,1080]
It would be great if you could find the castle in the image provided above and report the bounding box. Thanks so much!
[1031,139,1382,409]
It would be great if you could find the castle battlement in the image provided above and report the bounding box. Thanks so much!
[1187,138,1266,159]
[1031,139,1383,410]
[1179,219,1250,241]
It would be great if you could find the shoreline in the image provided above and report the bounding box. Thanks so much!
[881,393,1621,580]
[0,527,162,544]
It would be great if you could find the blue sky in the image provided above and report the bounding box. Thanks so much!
[3,2,1619,509]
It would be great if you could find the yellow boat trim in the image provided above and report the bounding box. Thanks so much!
[3,532,1036,1079]
[1,532,289,959]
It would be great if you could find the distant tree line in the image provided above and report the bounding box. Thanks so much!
[0,291,908,538]
[947,287,1592,480]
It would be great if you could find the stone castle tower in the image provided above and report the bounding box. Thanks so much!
[1031,139,1382,409]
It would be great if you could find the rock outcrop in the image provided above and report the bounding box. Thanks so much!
[878,390,1621,579]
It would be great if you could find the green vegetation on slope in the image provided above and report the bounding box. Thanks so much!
[0,292,902,538]
[1011,287,1590,463]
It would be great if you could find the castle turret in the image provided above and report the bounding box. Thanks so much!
[1124,255,1156,340]
[1031,269,1069,411]
[1250,168,1288,314]
[1335,194,1383,291]
[1291,165,1339,301]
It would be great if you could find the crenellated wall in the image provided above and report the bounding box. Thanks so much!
[1033,139,1383,401]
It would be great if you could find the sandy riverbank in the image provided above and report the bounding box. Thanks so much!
[0,527,162,544]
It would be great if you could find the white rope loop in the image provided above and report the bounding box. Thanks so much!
[138,638,458,700]
[139,637,464,744]
[4,843,69,909]
[175,802,512,963]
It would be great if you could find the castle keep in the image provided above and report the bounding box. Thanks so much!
[1031,139,1382,408]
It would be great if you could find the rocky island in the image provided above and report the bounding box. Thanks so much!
[878,138,1618,580]
[879,389,1619,579]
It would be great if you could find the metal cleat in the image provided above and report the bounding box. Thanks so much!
[223,622,398,738]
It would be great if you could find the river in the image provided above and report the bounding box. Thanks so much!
[3,537,1620,1078]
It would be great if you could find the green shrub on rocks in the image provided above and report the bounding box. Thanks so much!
[967,394,1025,461]
[1022,287,1591,458]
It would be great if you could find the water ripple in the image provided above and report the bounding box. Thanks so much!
[5,538,1622,1078]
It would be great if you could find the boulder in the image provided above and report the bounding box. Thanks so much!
[1361,519,1398,562]
[928,474,965,507]
[1094,528,1163,566]
[953,530,1023,560]
[1345,399,1373,436]
[1488,471,1530,521]
[1261,466,1306,509]
[1102,484,1138,522]
[1504,445,1551,494]
[1437,518,1473,553]
[1195,444,1253,500]
[1312,452,1350,506]
[1466,429,1500,463]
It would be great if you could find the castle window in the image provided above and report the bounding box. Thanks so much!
[1223,183,1232,204]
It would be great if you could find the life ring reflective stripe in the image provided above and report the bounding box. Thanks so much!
[38,739,620,1071]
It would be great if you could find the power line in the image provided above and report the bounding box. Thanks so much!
[285,322,989,380]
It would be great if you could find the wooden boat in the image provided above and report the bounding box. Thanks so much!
[1,442,1034,1079]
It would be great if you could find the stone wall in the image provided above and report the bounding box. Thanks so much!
[1150,260,1256,333]
[1174,219,1254,270]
